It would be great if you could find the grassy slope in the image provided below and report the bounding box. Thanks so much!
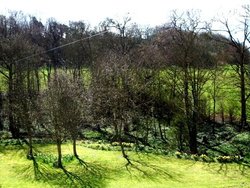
[0,143,250,188]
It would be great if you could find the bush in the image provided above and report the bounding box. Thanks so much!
[216,143,238,155]
[0,139,24,146]
[216,156,234,163]
[0,131,11,139]
[191,154,199,161]
[200,154,214,162]
[111,142,134,148]
[174,152,190,159]
[35,153,74,165]
[175,151,181,159]
[35,153,57,165]
[232,133,250,156]
[215,155,243,163]
[83,130,102,140]
[63,154,74,163]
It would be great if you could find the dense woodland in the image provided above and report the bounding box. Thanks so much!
[0,6,250,169]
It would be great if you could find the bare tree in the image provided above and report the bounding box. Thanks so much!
[161,10,215,153]
[91,51,136,165]
[40,71,89,167]
[0,13,43,138]
[41,72,66,168]
[44,19,68,82]
[63,21,92,79]
[59,74,89,159]
[216,5,250,130]
[100,16,142,55]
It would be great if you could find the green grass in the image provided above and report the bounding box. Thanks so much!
[0,143,249,188]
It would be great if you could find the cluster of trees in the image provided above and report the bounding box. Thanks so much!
[0,6,250,166]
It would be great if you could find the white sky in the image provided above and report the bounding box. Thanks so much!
[0,0,249,27]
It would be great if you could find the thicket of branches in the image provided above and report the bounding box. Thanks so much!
[0,7,250,166]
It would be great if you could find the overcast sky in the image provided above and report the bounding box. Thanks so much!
[0,0,249,27]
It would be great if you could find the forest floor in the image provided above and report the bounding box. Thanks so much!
[0,142,250,188]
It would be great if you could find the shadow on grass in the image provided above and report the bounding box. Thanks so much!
[16,157,110,188]
[239,163,250,175]
[123,155,183,183]
[200,159,250,179]
[216,162,250,177]
[14,151,184,187]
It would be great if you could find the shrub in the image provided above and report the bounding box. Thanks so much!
[175,151,182,159]
[35,153,57,165]
[111,142,119,146]
[63,154,74,163]
[0,139,24,146]
[35,153,74,165]
[232,133,250,157]
[83,130,102,140]
[0,131,11,139]
[200,154,213,162]
[111,142,134,147]
[216,156,234,163]
[191,154,199,161]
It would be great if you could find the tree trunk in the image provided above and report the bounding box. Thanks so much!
[8,69,20,138]
[220,103,225,124]
[178,123,184,152]
[0,92,3,131]
[123,123,129,135]
[56,138,63,168]
[212,62,218,135]
[171,68,177,99]
[184,66,190,120]
[9,107,19,138]
[158,121,167,143]
[27,126,34,159]
[240,64,247,131]
[183,64,197,153]
[115,118,131,165]
[47,65,51,84]
[118,133,131,165]
[144,118,149,143]
[35,68,40,92]
[189,70,199,154]
[189,125,198,154]
[212,77,216,134]
[73,138,78,157]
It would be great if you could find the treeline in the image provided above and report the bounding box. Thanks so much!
[0,7,250,166]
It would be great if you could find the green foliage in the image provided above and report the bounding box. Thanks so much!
[0,139,24,146]
[217,142,238,155]
[82,141,137,152]
[0,131,12,139]
[199,154,214,162]
[216,155,243,163]
[81,140,165,155]
[232,132,250,151]
[35,153,57,165]
[211,131,250,162]
[83,130,103,140]
[174,152,244,164]
[35,153,74,166]
[111,141,134,148]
